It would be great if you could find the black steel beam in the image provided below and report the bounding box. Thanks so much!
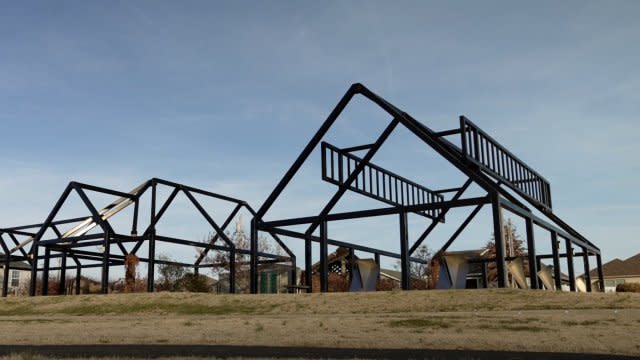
[525,218,539,289]
[58,251,67,295]
[583,249,592,292]
[500,198,599,254]
[195,203,242,265]
[42,247,51,296]
[261,196,489,228]
[256,83,360,219]
[304,234,312,292]
[153,178,245,205]
[101,230,110,294]
[264,225,428,263]
[244,206,300,259]
[39,233,105,245]
[2,253,9,297]
[340,143,375,153]
[596,254,604,292]
[551,232,562,290]
[147,180,156,293]
[73,181,136,200]
[565,238,576,292]
[183,190,235,248]
[434,128,461,137]
[492,195,507,288]
[304,118,400,239]
[319,221,328,293]
[1,216,88,232]
[399,212,409,290]
[435,203,484,255]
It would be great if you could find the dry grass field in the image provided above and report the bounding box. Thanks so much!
[0,289,639,356]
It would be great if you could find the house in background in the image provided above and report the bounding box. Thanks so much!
[216,263,297,294]
[586,253,640,292]
[0,254,31,296]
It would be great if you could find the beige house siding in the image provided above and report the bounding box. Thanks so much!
[0,268,31,296]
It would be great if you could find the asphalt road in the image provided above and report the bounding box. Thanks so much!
[0,345,638,360]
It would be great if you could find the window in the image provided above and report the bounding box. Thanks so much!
[11,271,20,288]
[605,279,626,288]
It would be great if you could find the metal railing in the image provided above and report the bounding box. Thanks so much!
[460,116,552,210]
[322,142,444,220]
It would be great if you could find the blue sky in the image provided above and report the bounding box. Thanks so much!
[1,1,639,274]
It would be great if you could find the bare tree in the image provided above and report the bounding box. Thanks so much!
[482,217,527,286]
[199,215,284,292]
[395,244,432,289]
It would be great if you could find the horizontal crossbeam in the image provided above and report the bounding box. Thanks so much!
[261,196,489,228]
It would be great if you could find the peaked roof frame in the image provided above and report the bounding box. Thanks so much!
[2,178,294,297]
[251,83,603,293]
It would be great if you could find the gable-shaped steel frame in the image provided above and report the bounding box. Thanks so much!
[251,83,603,293]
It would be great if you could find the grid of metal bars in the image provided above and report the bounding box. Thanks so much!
[460,116,552,210]
[322,142,444,220]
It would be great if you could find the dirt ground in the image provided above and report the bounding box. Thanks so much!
[0,289,639,356]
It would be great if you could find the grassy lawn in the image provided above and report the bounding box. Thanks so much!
[0,289,639,356]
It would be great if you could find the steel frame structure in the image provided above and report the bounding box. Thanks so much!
[1,178,293,297]
[250,83,603,293]
[1,83,604,297]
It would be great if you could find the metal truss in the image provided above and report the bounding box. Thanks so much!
[1,178,293,297]
[251,83,603,293]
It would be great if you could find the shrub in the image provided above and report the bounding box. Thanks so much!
[182,274,212,293]
[616,283,640,292]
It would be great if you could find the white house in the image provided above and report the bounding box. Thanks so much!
[0,255,31,296]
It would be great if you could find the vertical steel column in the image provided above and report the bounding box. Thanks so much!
[491,195,507,288]
[596,254,604,292]
[565,238,576,292]
[319,221,328,293]
[399,212,410,290]
[583,249,592,292]
[75,267,81,295]
[2,254,9,297]
[147,180,156,293]
[525,218,538,289]
[551,232,562,290]
[101,230,110,294]
[348,248,355,283]
[250,218,258,294]
[42,247,51,296]
[374,253,381,280]
[29,246,39,296]
[304,235,312,292]
[131,199,139,236]
[481,262,488,288]
[229,248,236,294]
[58,251,67,295]
[289,255,297,288]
